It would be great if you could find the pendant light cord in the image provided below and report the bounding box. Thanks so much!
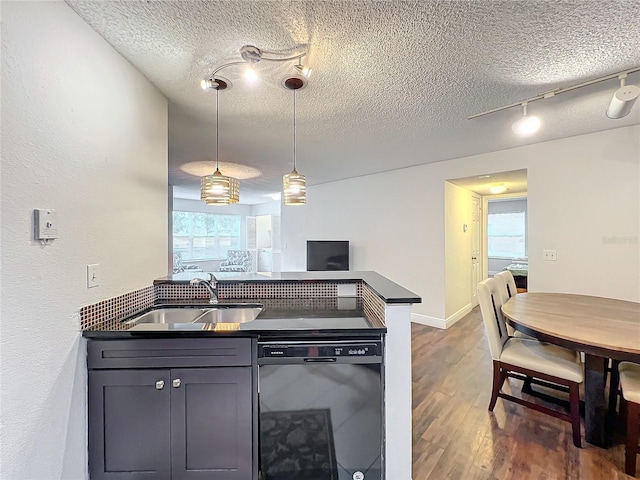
[293,89,297,171]
[216,88,220,171]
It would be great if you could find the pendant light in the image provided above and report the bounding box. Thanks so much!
[201,81,240,205]
[283,77,306,205]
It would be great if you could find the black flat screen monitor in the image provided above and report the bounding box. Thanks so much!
[306,241,349,271]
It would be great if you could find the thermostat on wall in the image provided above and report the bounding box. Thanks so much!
[34,208,58,240]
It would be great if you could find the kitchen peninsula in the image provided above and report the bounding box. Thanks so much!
[82,271,420,480]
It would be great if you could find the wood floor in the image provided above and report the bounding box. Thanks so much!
[411,306,634,480]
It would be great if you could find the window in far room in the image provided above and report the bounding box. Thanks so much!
[487,210,526,258]
[172,211,241,261]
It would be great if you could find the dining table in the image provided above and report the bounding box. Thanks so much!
[501,292,640,448]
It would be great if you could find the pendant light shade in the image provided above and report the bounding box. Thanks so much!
[201,169,240,205]
[283,169,306,205]
[283,80,306,205]
[200,83,240,205]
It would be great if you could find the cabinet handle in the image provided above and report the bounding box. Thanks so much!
[155,380,165,390]
[172,379,181,388]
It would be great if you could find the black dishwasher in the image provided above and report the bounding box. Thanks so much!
[258,337,384,480]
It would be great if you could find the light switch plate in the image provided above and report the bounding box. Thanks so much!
[543,249,557,261]
[87,264,100,288]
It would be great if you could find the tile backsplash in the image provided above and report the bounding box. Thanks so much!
[80,280,383,330]
[80,286,155,331]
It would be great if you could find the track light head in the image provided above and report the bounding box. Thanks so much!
[200,78,216,90]
[199,78,230,91]
[512,103,541,137]
[294,63,312,78]
[606,80,640,119]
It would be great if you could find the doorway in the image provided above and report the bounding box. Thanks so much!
[446,169,528,316]
[247,214,281,273]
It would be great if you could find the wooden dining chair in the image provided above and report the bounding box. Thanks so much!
[478,277,584,447]
[619,362,640,476]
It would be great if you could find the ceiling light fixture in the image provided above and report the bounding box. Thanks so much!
[511,102,541,137]
[606,73,640,119]
[282,77,307,206]
[489,184,507,194]
[200,45,310,90]
[200,81,240,205]
[468,66,640,129]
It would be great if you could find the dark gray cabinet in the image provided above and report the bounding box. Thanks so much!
[88,338,256,480]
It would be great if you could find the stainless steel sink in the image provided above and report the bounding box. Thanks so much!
[194,304,264,324]
[125,308,208,325]
[125,304,263,326]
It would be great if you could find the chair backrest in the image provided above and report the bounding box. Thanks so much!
[477,277,510,360]
[173,252,185,273]
[494,270,518,305]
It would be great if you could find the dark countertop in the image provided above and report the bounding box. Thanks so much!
[82,298,387,339]
[155,270,421,304]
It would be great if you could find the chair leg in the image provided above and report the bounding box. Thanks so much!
[608,359,620,414]
[568,381,581,448]
[489,361,505,412]
[625,400,640,476]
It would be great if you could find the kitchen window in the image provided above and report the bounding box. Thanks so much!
[172,211,241,261]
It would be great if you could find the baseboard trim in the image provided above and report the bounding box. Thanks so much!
[411,313,447,329]
[411,304,472,330]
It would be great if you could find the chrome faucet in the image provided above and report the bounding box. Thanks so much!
[190,273,219,304]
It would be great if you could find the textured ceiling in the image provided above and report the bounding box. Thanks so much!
[66,0,640,204]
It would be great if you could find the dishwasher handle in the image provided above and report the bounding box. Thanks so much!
[303,357,337,363]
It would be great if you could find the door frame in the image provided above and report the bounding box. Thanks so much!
[470,193,482,307]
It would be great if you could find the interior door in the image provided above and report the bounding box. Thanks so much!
[471,194,482,307]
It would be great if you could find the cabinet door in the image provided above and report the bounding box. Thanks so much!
[89,369,171,479]
[170,367,253,480]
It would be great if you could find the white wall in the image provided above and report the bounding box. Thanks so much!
[173,198,253,217]
[250,199,281,216]
[444,182,472,319]
[281,125,640,321]
[1,2,168,478]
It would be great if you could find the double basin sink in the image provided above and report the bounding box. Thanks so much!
[125,304,264,326]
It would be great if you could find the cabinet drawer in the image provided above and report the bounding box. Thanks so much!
[88,338,253,369]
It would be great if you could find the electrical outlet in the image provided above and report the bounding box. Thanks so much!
[87,264,100,288]
[543,250,557,261]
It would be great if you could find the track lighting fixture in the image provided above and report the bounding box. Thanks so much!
[512,102,541,137]
[200,45,310,90]
[469,66,640,134]
[607,73,640,119]
[200,82,240,205]
[199,46,312,205]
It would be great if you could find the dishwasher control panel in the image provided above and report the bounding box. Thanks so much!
[260,342,381,358]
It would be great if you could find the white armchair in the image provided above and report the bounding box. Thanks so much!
[218,250,252,273]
